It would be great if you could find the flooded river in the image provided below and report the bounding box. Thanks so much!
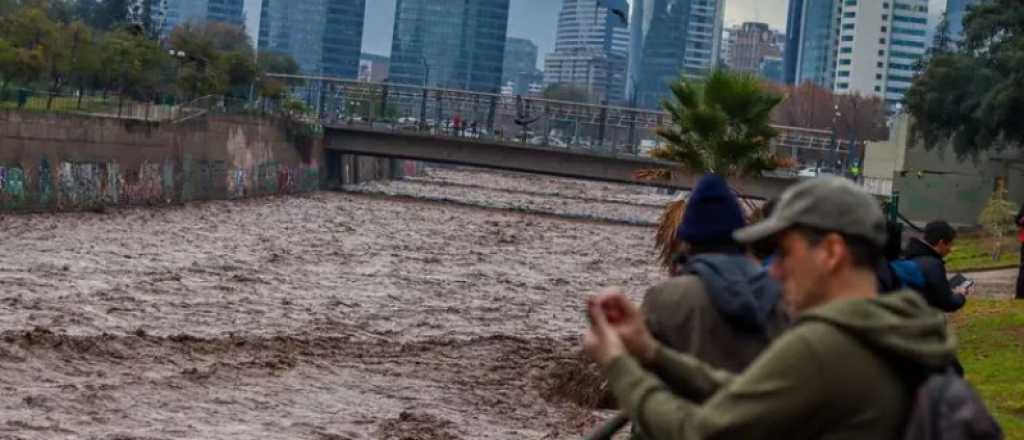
[0,167,674,439]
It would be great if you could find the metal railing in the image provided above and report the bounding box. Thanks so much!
[266,73,856,164]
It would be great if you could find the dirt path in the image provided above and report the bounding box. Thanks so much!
[0,168,660,439]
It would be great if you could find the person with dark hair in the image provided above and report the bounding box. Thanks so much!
[903,220,967,312]
[876,221,905,293]
[641,174,788,376]
[1015,205,1024,300]
[582,177,958,440]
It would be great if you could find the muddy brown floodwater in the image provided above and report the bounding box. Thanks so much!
[0,167,675,440]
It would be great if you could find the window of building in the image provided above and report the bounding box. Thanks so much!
[881,26,888,32]
[892,15,927,24]
[841,47,853,53]
[843,23,855,30]
[878,61,884,68]
[845,0,857,5]
[876,73,883,79]
[878,49,886,56]
[839,59,852,65]
[880,38,887,44]
[838,71,851,77]
[875,86,882,92]
[881,14,888,21]
[843,11,856,18]
[842,35,854,42]
[838,83,850,89]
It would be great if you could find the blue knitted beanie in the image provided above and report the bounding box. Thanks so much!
[677,174,745,246]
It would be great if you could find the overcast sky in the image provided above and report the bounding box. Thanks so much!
[361,0,948,67]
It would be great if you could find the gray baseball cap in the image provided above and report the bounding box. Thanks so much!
[734,176,887,247]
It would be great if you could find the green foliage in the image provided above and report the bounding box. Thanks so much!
[946,236,1020,272]
[169,21,261,99]
[101,30,166,100]
[652,70,783,177]
[258,50,300,75]
[952,299,1024,437]
[978,184,1019,260]
[906,0,1024,157]
[0,1,299,108]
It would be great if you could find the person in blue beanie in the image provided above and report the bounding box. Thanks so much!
[642,174,789,373]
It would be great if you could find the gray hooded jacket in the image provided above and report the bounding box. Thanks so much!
[642,254,789,373]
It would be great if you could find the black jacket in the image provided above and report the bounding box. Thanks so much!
[903,238,966,312]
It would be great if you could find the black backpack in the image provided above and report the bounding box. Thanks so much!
[812,320,1003,440]
[903,372,1003,440]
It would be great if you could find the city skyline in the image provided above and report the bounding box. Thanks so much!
[360,0,948,66]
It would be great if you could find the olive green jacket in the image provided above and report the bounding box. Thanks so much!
[609,291,956,440]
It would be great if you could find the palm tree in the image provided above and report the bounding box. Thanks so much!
[651,70,783,177]
[648,70,784,273]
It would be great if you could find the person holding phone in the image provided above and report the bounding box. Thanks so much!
[902,221,967,312]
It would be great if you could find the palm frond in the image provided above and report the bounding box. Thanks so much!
[656,197,687,273]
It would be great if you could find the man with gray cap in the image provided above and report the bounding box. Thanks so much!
[582,177,957,440]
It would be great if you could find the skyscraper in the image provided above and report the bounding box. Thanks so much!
[160,0,245,34]
[389,0,511,93]
[834,0,929,109]
[945,0,983,42]
[782,0,804,84]
[543,0,629,104]
[502,38,543,96]
[729,22,783,75]
[785,0,839,89]
[627,0,726,109]
[258,0,365,78]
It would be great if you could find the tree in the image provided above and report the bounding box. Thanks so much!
[168,21,257,99]
[978,180,1018,260]
[905,0,1024,157]
[543,83,591,103]
[101,30,166,110]
[258,50,299,75]
[650,70,783,177]
[769,81,889,141]
[257,50,299,99]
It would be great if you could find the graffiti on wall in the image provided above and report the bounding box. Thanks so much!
[2,159,318,211]
[0,166,27,209]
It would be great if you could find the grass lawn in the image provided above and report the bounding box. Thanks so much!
[953,298,1024,438]
[947,236,1019,272]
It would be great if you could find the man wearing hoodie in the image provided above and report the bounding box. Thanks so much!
[583,177,956,440]
[642,174,787,373]
[903,220,967,312]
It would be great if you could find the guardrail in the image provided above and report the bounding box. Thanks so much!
[266,73,856,164]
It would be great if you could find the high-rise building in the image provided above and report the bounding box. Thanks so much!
[359,53,391,83]
[627,0,726,109]
[258,0,365,78]
[160,0,246,35]
[502,38,543,96]
[760,55,785,84]
[729,22,783,75]
[945,0,983,42]
[543,0,629,104]
[784,0,839,89]
[389,0,511,93]
[834,0,929,109]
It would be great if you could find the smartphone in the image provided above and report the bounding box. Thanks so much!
[949,273,973,289]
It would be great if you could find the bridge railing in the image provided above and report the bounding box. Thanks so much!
[266,73,854,164]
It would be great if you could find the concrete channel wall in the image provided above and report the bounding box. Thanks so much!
[0,111,329,212]
[0,110,419,212]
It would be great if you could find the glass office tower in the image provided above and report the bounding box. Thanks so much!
[389,0,511,93]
